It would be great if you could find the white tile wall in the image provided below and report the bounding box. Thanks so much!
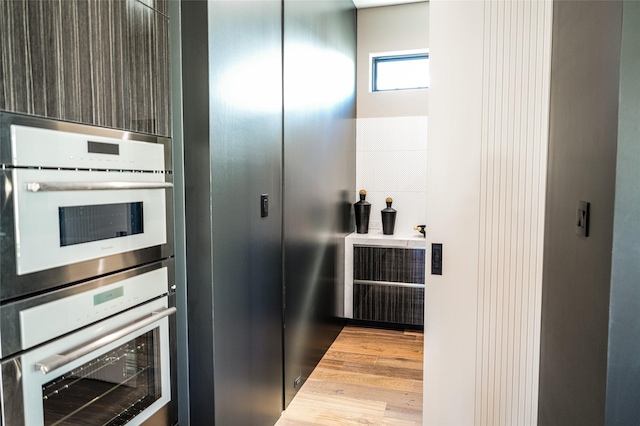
[355,116,427,236]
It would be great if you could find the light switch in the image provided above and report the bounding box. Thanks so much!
[576,201,590,237]
[261,194,268,218]
[431,243,442,275]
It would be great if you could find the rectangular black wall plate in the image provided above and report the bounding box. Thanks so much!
[432,243,442,275]
[260,194,268,218]
[576,201,590,237]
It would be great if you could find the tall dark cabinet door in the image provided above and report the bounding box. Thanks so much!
[181,1,284,425]
[283,0,357,407]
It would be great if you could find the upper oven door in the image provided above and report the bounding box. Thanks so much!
[0,113,173,302]
[13,168,169,276]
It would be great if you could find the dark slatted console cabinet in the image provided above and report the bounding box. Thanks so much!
[344,234,425,327]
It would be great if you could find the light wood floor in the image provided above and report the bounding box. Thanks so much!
[276,325,424,425]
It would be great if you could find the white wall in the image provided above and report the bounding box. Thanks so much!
[356,2,428,236]
[425,1,552,424]
[357,2,429,118]
[356,116,427,235]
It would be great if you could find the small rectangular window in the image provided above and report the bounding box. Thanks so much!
[372,52,429,92]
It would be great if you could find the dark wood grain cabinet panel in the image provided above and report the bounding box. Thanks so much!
[137,0,168,17]
[352,245,425,326]
[354,246,425,284]
[354,283,424,326]
[127,0,170,135]
[0,0,170,136]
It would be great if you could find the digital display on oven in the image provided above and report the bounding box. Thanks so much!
[87,140,120,155]
[58,202,144,247]
[94,287,124,306]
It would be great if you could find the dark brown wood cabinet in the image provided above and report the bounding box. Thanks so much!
[0,0,170,136]
[352,245,425,326]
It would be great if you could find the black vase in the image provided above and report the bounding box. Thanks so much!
[354,190,371,234]
[381,197,396,235]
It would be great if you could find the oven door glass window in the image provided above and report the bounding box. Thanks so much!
[42,329,161,426]
[59,202,144,247]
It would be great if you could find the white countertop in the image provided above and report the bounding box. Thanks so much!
[345,231,426,248]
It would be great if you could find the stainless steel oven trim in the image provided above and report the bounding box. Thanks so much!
[0,358,24,426]
[0,113,174,302]
[0,259,175,358]
[142,403,170,426]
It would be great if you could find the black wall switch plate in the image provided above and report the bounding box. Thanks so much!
[432,243,442,275]
[576,201,590,237]
[261,194,268,218]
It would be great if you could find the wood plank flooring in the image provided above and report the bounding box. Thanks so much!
[276,325,424,425]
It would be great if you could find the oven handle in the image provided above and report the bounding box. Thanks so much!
[35,307,176,375]
[25,181,173,192]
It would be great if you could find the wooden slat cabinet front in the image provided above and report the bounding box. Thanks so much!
[352,245,425,326]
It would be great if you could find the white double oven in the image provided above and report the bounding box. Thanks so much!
[0,113,175,426]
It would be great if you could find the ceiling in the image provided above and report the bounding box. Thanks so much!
[352,0,425,9]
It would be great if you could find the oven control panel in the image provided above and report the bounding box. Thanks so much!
[11,125,166,171]
[19,267,168,351]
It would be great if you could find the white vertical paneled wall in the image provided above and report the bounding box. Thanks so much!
[425,1,551,425]
[476,1,551,425]
[356,116,428,236]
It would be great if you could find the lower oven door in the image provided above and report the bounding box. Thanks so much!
[0,298,173,426]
